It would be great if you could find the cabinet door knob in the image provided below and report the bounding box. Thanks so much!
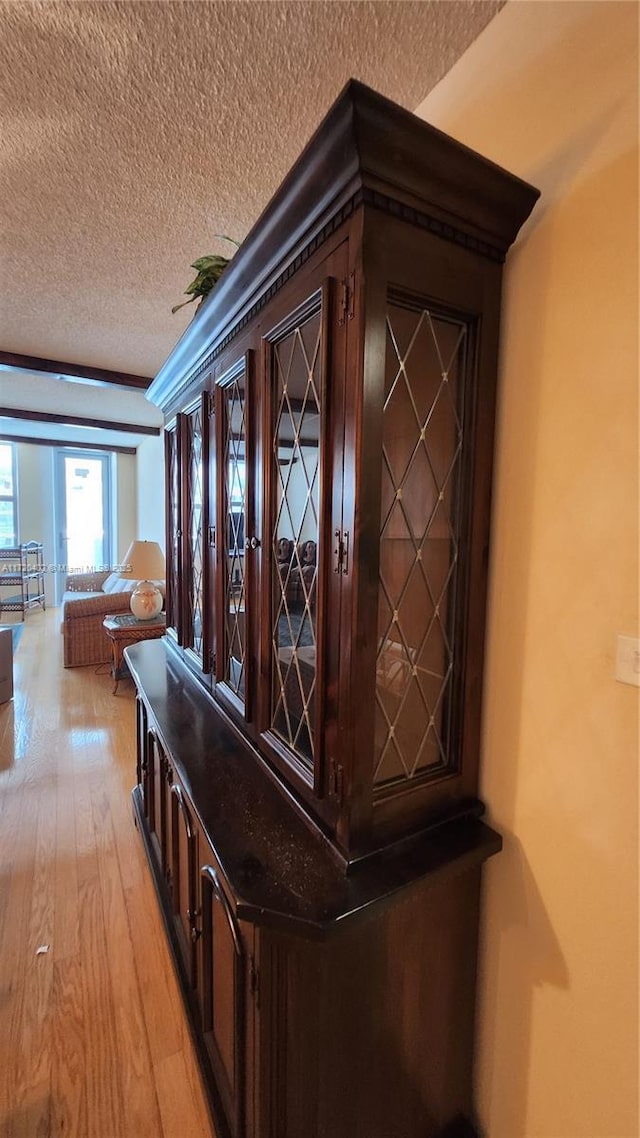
[245,536,260,550]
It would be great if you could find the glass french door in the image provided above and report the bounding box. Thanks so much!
[55,449,112,598]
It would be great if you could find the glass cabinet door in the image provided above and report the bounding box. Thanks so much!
[374,297,469,790]
[216,356,251,716]
[165,422,181,640]
[183,397,206,666]
[265,290,326,778]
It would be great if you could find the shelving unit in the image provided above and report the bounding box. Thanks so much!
[0,542,46,619]
[129,81,539,1138]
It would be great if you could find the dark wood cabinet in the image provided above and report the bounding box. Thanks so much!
[170,782,199,989]
[199,861,247,1136]
[129,80,538,1138]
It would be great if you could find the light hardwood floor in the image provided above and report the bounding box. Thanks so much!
[0,610,215,1138]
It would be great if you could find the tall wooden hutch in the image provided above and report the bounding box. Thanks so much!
[128,81,538,1138]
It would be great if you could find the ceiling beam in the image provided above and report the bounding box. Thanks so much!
[0,350,152,390]
[0,431,136,456]
[0,407,161,436]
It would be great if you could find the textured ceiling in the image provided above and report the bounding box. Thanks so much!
[0,0,503,399]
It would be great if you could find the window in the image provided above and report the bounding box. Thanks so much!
[0,443,17,548]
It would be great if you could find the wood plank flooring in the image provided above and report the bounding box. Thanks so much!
[0,610,215,1138]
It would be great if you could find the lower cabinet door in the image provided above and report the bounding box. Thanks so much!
[170,783,199,988]
[135,697,147,797]
[199,864,246,1136]
[149,733,169,876]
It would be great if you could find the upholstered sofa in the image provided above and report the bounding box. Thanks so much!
[61,569,137,668]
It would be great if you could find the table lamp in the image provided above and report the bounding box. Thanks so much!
[119,540,165,619]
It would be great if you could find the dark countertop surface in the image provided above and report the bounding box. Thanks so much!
[126,639,501,937]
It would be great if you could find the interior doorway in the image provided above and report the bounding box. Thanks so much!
[55,450,113,601]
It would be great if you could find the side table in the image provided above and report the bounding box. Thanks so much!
[103,612,166,693]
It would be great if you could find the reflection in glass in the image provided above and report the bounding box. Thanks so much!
[222,368,247,700]
[270,306,322,767]
[375,302,467,786]
[185,406,204,659]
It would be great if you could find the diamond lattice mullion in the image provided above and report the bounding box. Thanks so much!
[429,669,453,765]
[410,547,457,668]
[381,369,424,491]
[384,310,427,406]
[423,373,462,466]
[298,317,322,397]
[396,563,434,657]
[276,539,298,603]
[274,446,300,547]
[414,446,461,562]
[380,630,432,769]
[279,590,300,666]
[380,490,429,622]
[275,373,307,534]
[410,663,453,774]
[422,409,462,508]
[291,663,316,752]
[375,738,410,783]
[274,655,304,755]
[229,451,243,504]
[379,450,404,537]
[426,313,466,386]
[397,675,437,776]
[376,579,400,665]
[272,655,295,746]
[274,335,297,401]
[420,510,459,617]
[378,540,413,645]
[374,705,411,781]
[381,430,427,522]
[400,327,439,442]
[419,530,457,641]
[283,328,312,435]
[386,312,441,487]
[411,321,465,462]
[299,310,322,374]
[295,453,319,535]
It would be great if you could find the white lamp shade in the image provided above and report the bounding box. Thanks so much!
[119,540,166,580]
[119,541,165,620]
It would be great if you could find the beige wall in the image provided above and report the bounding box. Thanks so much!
[135,435,165,552]
[115,452,137,562]
[416,3,638,1136]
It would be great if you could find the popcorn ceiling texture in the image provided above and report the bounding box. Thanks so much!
[0,0,503,379]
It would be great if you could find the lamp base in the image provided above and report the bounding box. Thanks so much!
[130,581,163,620]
